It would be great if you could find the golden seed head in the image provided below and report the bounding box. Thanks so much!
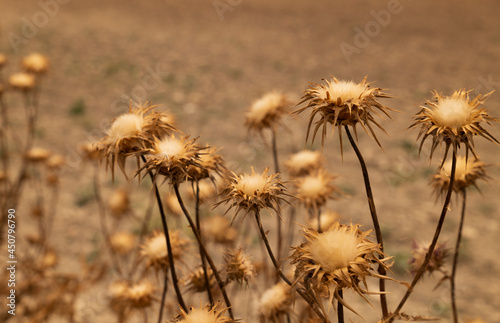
[294,169,340,209]
[293,76,394,148]
[174,302,234,323]
[409,241,448,276]
[257,283,292,320]
[291,222,392,313]
[9,72,36,91]
[45,154,66,169]
[410,89,499,160]
[245,91,288,133]
[186,146,227,181]
[431,156,488,196]
[216,167,287,221]
[202,215,237,245]
[184,266,215,293]
[140,230,189,271]
[285,150,323,177]
[21,53,49,74]
[138,133,204,184]
[142,110,178,139]
[25,147,51,162]
[307,209,339,232]
[0,54,7,68]
[108,188,130,219]
[108,113,145,142]
[109,281,130,312]
[125,281,155,309]
[224,248,256,285]
[110,232,136,254]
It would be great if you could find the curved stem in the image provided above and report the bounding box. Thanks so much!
[173,183,234,319]
[253,208,328,322]
[271,129,282,281]
[451,189,467,323]
[389,147,457,321]
[140,156,187,313]
[344,126,388,316]
[158,274,168,323]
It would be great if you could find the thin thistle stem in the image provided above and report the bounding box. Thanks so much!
[451,189,467,323]
[344,125,388,317]
[271,129,283,281]
[253,208,328,322]
[338,289,344,323]
[158,274,168,323]
[173,183,234,319]
[389,147,458,321]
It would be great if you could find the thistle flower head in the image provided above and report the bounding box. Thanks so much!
[245,91,289,134]
[173,302,234,323]
[25,147,51,162]
[409,240,448,276]
[9,72,35,91]
[137,133,204,184]
[285,150,324,177]
[184,266,215,293]
[21,53,49,74]
[125,281,155,309]
[45,154,65,169]
[223,248,256,285]
[216,167,288,222]
[307,209,339,232]
[110,232,136,254]
[294,169,340,210]
[293,76,394,149]
[165,192,184,217]
[140,230,189,272]
[431,156,488,197]
[185,180,217,204]
[291,222,392,314]
[108,188,130,219]
[186,146,227,181]
[410,89,499,160]
[257,283,292,321]
[202,215,237,245]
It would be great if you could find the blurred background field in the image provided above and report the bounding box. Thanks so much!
[2,0,500,322]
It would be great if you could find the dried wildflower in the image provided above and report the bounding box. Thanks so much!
[142,109,178,139]
[184,266,215,293]
[110,232,136,254]
[245,91,289,134]
[294,169,340,210]
[79,142,102,161]
[409,240,448,276]
[291,222,392,314]
[173,302,234,323]
[140,230,189,271]
[125,281,155,309]
[223,248,256,285]
[21,53,49,74]
[293,76,394,148]
[307,209,339,232]
[285,150,324,177]
[165,192,184,217]
[137,133,204,184]
[216,167,288,222]
[186,146,227,181]
[431,156,488,196]
[109,281,129,313]
[108,188,130,219]
[257,282,292,322]
[45,154,65,169]
[202,215,237,245]
[186,180,217,203]
[9,72,35,91]
[410,89,499,160]
[0,54,7,68]
[25,147,51,162]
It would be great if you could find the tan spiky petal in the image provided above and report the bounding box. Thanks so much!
[215,167,288,223]
[21,53,49,74]
[173,302,234,323]
[257,283,292,321]
[223,248,256,285]
[410,89,499,161]
[431,156,488,197]
[9,72,35,91]
[293,76,394,149]
[291,222,393,315]
[186,146,228,181]
[245,91,289,134]
[285,150,324,177]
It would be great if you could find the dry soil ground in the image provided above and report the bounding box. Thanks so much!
[2,0,500,322]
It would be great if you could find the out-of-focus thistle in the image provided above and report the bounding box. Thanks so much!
[293,76,394,149]
[223,248,256,285]
[256,282,292,322]
[410,89,499,162]
[245,91,289,136]
[140,230,190,273]
[285,150,324,178]
[408,241,448,276]
[291,222,393,315]
[21,53,49,75]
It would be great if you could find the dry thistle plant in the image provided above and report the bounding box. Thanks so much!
[245,91,289,136]
[140,230,190,273]
[285,149,324,178]
[291,222,393,317]
[172,302,235,323]
[223,248,256,285]
[408,241,448,276]
[21,53,49,75]
[256,282,293,322]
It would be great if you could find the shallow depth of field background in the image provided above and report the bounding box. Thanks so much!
[2,0,500,322]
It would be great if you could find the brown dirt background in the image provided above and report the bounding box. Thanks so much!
[2,0,500,322]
